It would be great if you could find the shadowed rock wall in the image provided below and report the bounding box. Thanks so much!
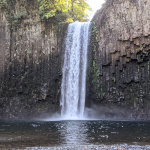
[0,0,67,119]
[87,0,150,120]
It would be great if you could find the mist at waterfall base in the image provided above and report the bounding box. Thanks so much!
[44,103,134,121]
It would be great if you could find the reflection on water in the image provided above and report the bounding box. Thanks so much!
[0,120,150,148]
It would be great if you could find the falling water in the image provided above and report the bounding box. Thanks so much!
[60,21,91,119]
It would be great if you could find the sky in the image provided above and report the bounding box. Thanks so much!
[86,0,105,20]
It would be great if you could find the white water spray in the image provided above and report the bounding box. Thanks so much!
[60,21,91,119]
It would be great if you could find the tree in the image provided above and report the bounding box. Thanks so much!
[37,0,90,22]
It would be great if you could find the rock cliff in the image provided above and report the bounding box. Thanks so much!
[0,0,67,119]
[1,0,150,120]
[87,0,150,120]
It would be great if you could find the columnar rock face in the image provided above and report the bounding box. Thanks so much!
[1,0,150,120]
[0,0,67,119]
[87,0,150,120]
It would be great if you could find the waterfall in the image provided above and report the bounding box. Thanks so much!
[60,21,91,119]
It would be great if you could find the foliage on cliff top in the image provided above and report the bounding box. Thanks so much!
[37,0,90,22]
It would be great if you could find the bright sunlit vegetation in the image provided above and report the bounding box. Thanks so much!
[37,0,90,22]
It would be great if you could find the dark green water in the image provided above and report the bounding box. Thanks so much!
[0,120,150,149]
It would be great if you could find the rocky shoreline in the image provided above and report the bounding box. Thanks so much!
[25,144,150,150]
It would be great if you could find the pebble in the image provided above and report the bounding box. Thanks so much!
[25,144,150,150]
